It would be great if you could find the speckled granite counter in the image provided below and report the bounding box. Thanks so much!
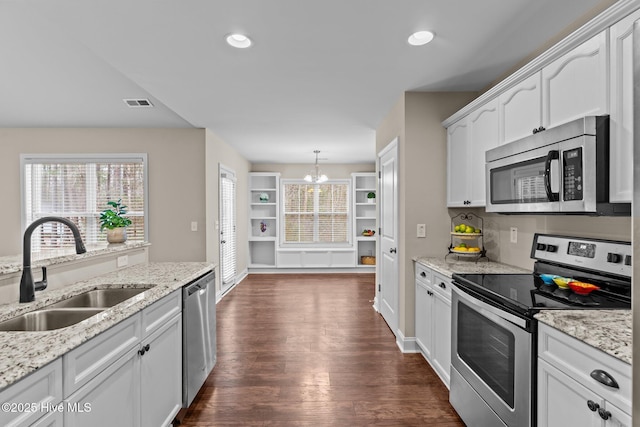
[535,310,631,365]
[0,241,150,276]
[0,261,214,391]
[413,256,531,277]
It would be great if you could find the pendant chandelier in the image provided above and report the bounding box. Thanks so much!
[304,150,328,183]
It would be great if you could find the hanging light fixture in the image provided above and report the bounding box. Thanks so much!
[304,150,328,183]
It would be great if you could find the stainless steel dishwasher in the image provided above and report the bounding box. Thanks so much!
[182,270,216,407]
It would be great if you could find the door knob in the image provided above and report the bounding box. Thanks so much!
[390,248,397,254]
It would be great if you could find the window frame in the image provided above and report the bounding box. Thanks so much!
[279,178,352,248]
[20,153,149,247]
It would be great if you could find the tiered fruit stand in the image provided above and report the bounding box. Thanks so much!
[446,213,488,261]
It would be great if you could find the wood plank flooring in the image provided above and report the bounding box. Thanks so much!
[179,273,465,426]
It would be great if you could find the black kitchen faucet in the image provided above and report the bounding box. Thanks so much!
[19,217,86,303]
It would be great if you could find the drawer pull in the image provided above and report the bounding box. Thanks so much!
[439,282,446,290]
[586,400,599,412]
[420,272,426,277]
[590,369,619,389]
[598,408,611,420]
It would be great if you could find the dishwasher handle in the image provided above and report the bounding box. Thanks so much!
[186,280,208,297]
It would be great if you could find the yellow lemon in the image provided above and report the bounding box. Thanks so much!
[456,247,468,252]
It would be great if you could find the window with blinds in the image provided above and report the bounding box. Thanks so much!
[21,154,147,250]
[282,181,350,244]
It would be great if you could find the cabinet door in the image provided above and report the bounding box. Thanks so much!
[64,346,141,427]
[446,118,469,207]
[542,30,608,129]
[415,280,432,358]
[499,72,542,144]
[431,292,451,388]
[538,358,603,427]
[31,411,63,427]
[609,12,640,203]
[141,314,183,427]
[605,401,632,427]
[468,98,500,206]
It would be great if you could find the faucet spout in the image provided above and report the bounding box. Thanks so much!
[19,216,87,303]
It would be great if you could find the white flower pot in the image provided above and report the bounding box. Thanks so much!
[106,227,127,244]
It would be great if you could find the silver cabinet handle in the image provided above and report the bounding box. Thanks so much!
[590,369,619,389]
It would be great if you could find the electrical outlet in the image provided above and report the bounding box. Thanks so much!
[510,227,518,244]
[417,224,426,238]
[117,255,128,268]
[191,221,198,232]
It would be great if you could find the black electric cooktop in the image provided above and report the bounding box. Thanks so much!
[452,273,631,318]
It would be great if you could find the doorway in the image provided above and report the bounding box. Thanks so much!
[219,165,237,296]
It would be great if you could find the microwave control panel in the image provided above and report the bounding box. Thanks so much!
[563,147,583,201]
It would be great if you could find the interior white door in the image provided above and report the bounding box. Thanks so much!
[378,138,398,336]
[219,165,237,296]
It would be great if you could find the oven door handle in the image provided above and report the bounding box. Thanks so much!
[544,150,560,202]
[452,285,528,330]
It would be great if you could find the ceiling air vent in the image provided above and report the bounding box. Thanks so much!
[123,99,154,108]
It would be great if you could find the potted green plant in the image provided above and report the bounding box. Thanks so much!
[367,192,376,204]
[100,199,132,243]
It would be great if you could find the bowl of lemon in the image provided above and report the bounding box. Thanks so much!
[452,223,482,239]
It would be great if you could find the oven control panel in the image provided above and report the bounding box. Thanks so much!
[531,233,631,278]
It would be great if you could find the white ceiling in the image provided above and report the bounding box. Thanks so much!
[0,0,611,164]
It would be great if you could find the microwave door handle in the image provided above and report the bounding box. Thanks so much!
[544,150,560,202]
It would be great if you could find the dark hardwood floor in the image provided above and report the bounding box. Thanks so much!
[180,273,465,426]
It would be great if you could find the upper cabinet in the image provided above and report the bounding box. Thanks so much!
[446,118,470,207]
[541,30,609,129]
[609,10,640,203]
[468,98,500,205]
[499,72,542,144]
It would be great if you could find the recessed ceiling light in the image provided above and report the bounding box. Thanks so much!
[226,33,252,48]
[408,30,435,46]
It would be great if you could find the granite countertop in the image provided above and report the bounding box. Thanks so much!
[535,310,632,365]
[0,261,214,391]
[413,256,531,278]
[0,241,150,276]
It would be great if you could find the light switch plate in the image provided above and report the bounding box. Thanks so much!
[510,227,518,244]
[417,224,426,238]
[117,255,128,268]
[191,221,198,232]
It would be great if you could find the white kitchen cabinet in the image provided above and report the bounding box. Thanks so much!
[64,346,141,427]
[352,172,377,269]
[537,323,632,427]
[31,411,64,426]
[499,72,542,144]
[609,11,640,203]
[446,117,470,207]
[140,312,182,427]
[447,99,499,208]
[64,289,184,427]
[414,263,452,388]
[498,31,608,146]
[248,172,280,268]
[542,30,609,129]
[0,358,63,427]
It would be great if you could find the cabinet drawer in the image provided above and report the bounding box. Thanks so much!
[415,264,433,286]
[0,358,63,427]
[63,314,141,397]
[538,323,631,415]
[142,289,181,338]
[432,272,452,300]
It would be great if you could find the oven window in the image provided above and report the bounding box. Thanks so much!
[458,302,515,407]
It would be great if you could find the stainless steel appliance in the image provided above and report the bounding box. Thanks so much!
[485,115,630,215]
[182,270,217,407]
[450,234,631,427]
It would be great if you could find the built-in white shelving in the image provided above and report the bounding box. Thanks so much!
[248,172,280,268]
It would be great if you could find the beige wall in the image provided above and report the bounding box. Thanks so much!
[205,129,251,293]
[376,92,478,338]
[251,163,375,178]
[0,128,208,262]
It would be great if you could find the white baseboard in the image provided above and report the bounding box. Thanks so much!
[395,329,419,353]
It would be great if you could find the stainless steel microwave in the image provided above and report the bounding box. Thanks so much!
[485,116,630,215]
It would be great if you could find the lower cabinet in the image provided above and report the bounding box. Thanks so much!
[64,290,183,427]
[414,263,452,388]
[538,323,631,427]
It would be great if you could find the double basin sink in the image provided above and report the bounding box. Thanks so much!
[0,288,150,332]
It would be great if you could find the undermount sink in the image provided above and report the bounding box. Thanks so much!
[46,288,150,309]
[0,308,104,332]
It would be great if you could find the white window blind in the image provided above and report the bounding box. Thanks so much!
[282,181,349,244]
[22,154,147,250]
[220,169,237,287]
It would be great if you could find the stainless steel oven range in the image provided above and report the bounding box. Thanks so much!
[450,233,631,427]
